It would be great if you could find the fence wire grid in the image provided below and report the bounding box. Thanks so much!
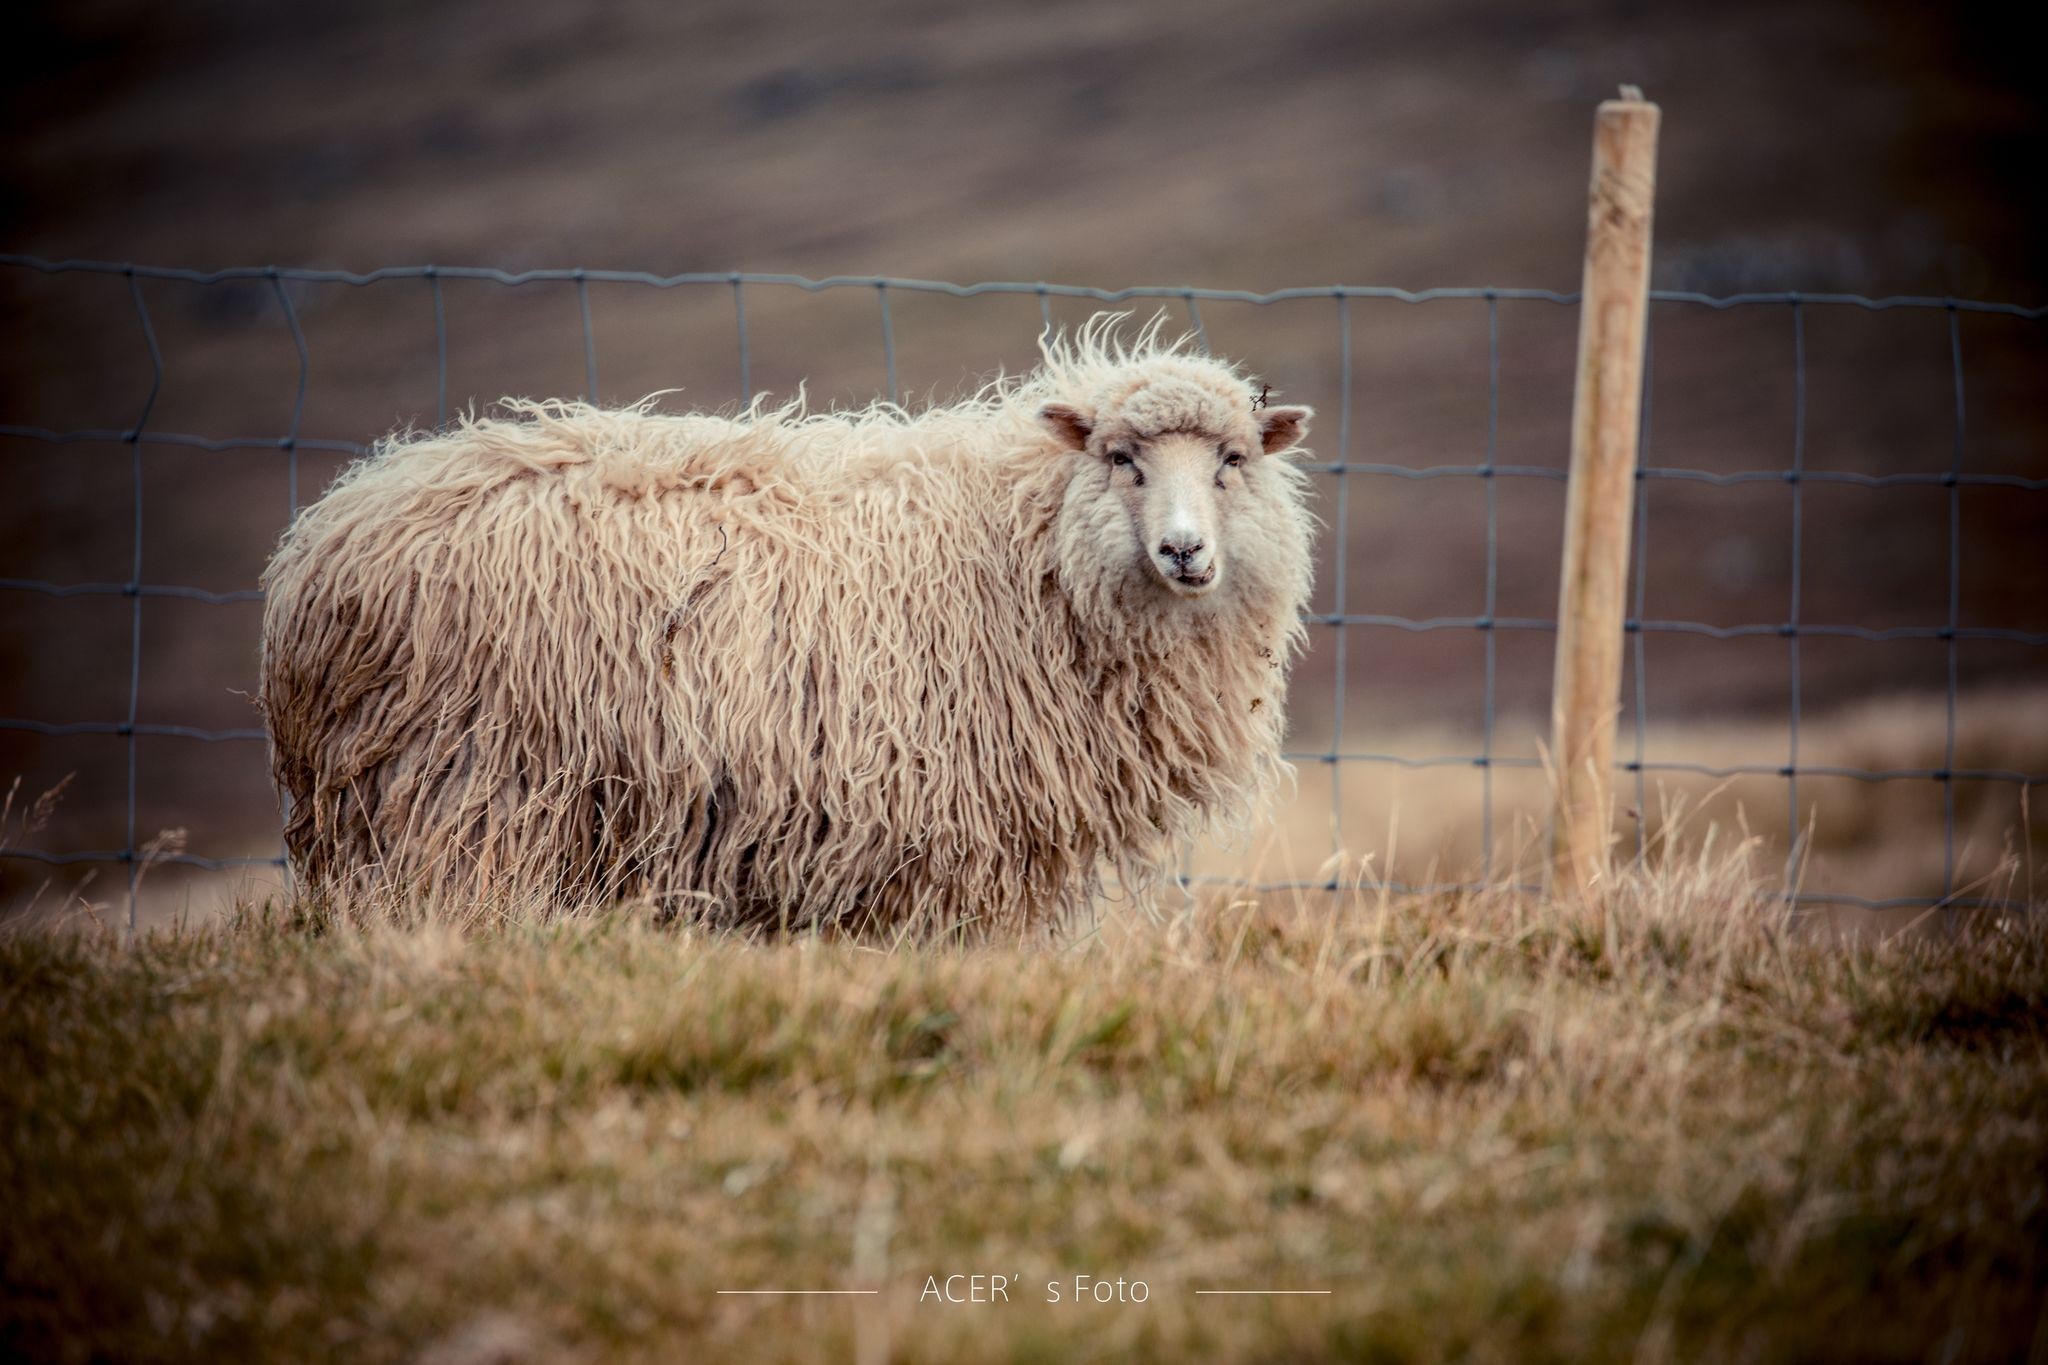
[2,254,2045,929]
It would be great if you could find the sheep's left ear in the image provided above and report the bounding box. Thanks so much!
[1040,402,1094,452]
[1258,404,1312,454]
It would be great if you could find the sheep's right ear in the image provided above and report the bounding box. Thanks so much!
[1039,402,1093,452]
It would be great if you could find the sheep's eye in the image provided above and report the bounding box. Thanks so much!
[1224,451,1246,468]
[1109,450,1134,467]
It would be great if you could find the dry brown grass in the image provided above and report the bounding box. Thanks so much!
[3,843,2045,1363]
[1198,685,2048,912]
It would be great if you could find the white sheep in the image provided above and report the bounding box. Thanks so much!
[259,317,1316,933]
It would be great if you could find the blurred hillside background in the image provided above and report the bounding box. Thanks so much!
[2,0,2044,918]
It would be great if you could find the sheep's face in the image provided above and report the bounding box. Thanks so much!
[1042,376,1309,605]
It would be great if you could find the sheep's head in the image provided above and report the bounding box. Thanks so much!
[1041,358,1310,605]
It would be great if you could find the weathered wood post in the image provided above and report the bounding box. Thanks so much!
[1550,87,1661,894]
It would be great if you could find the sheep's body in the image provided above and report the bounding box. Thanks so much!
[260,325,1314,933]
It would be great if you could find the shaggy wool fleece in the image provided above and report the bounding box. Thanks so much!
[260,319,1317,934]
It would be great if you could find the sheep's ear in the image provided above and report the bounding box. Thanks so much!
[1258,404,1312,454]
[1039,402,1093,451]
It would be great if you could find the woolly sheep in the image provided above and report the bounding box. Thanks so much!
[259,318,1316,934]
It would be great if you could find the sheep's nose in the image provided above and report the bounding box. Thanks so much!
[1159,536,1205,565]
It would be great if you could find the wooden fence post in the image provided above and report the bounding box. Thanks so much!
[1550,87,1661,894]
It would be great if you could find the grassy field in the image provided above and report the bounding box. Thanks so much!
[4,849,2046,1364]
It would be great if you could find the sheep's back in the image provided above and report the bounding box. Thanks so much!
[258,408,1086,924]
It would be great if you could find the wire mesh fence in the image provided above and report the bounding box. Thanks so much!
[1,254,2044,929]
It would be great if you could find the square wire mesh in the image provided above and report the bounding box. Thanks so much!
[1,256,2043,928]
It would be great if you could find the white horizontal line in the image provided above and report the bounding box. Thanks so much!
[716,1289,880,1295]
[1195,1290,1332,1295]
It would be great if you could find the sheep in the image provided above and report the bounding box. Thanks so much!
[258,317,1316,934]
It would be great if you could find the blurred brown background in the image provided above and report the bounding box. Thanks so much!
[2,0,2044,917]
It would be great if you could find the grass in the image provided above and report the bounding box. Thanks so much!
[1208,685,2048,909]
[3,853,2046,1363]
